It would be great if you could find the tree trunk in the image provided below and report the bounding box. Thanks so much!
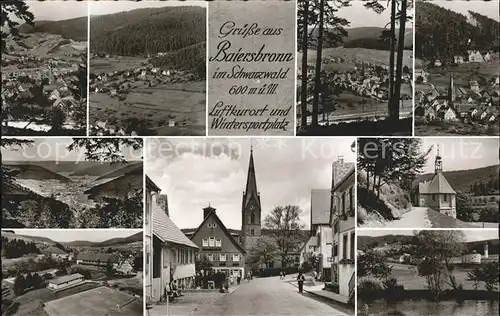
[388,0,396,120]
[377,174,382,199]
[393,0,407,122]
[300,1,309,128]
[366,172,370,190]
[312,0,325,127]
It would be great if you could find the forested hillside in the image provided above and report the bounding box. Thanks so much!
[415,1,499,61]
[90,6,206,56]
[19,17,88,41]
[318,27,413,50]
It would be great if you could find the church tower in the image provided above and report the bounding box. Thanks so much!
[241,144,261,255]
[435,144,443,173]
[447,73,455,104]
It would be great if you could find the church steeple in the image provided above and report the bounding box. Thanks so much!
[448,73,455,104]
[435,144,443,173]
[243,144,260,208]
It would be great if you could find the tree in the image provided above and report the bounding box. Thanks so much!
[13,273,26,296]
[479,207,499,223]
[1,0,34,52]
[481,261,499,292]
[195,255,213,275]
[67,138,143,163]
[263,205,305,267]
[415,230,464,294]
[134,253,143,272]
[247,236,278,269]
[105,259,115,277]
[456,192,476,222]
[357,250,392,279]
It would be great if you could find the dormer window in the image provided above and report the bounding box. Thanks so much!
[207,223,217,228]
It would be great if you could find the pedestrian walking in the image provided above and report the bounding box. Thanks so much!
[237,274,241,285]
[297,272,305,293]
[313,270,318,280]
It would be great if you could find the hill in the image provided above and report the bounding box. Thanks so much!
[19,17,88,41]
[415,1,499,62]
[358,235,415,251]
[84,172,142,202]
[61,232,142,248]
[95,161,143,180]
[413,165,499,194]
[69,161,140,177]
[3,164,72,183]
[90,6,205,56]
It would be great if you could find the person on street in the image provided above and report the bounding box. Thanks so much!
[297,272,306,293]
[237,274,241,285]
[313,270,318,280]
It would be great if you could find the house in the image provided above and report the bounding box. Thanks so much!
[299,236,318,266]
[190,205,246,279]
[469,50,484,63]
[417,146,457,218]
[145,176,157,302]
[453,55,464,64]
[399,254,411,264]
[115,259,134,275]
[47,273,84,290]
[76,252,119,267]
[434,59,442,67]
[149,177,198,301]
[438,107,458,121]
[310,189,333,281]
[484,52,491,62]
[329,157,355,304]
[470,80,480,92]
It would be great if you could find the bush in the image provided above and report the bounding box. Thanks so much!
[382,277,405,301]
[357,279,383,302]
[257,267,299,278]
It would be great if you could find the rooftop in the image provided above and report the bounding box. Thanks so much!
[50,273,84,286]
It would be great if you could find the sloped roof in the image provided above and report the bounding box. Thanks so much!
[50,273,84,285]
[153,205,198,249]
[311,189,331,225]
[419,172,455,194]
[190,209,246,254]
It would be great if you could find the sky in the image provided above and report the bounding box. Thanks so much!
[24,0,88,21]
[5,229,142,243]
[358,229,498,242]
[429,0,500,22]
[146,138,356,230]
[90,0,206,15]
[420,138,499,173]
[334,0,413,28]
[1,138,142,162]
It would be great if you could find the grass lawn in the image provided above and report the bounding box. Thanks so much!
[90,57,148,73]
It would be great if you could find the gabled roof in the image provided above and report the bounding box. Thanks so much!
[419,172,455,194]
[300,235,318,252]
[153,204,198,249]
[310,189,331,225]
[50,273,84,285]
[190,209,246,254]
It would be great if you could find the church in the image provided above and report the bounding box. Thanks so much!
[184,146,306,275]
[416,146,457,218]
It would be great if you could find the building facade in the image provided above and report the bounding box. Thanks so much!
[417,146,457,217]
[145,176,158,301]
[190,206,246,278]
[310,189,333,281]
[76,252,118,267]
[47,273,84,290]
[329,158,355,303]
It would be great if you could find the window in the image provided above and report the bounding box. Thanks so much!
[214,254,219,261]
[232,254,240,262]
[153,244,161,278]
[251,229,254,236]
[207,223,217,228]
[342,193,346,215]
[333,244,338,257]
[432,194,436,201]
[202,238,208,247]
[220,254,226,262]
[216,239,221,247]
[207,254,213,261]
[349,187,353,211]
[444,194,447,202]
[208,237,215,247]
[350,232,355,260]
[342,234,348,259]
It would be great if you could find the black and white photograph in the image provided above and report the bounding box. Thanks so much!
[1,138,143,229]
[1,0,88,136]
[357,229,499,316]
[1,229,144,316]
[297,0,413,136]
[414,0,500,136]
[357,137,499,228]
[145,138,355,315]
[89,1,206,136]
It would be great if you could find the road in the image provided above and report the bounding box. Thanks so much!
[191,276,351,316]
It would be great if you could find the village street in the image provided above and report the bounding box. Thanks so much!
[153,276,352,316]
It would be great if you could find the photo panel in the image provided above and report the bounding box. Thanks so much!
[357,229,499,316]
[357,137,499,228]
[1,0,88,136]
[296,0,413,136]
[1,228,144,316]
[207,1,296,136]
[144,137,355,315]
[1,137,144,229]
[414,0,500,136]
[89,1,207,136]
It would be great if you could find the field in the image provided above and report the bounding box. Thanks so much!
[298,48,413,70]
[90,57,147,73]
[90,81,206,135]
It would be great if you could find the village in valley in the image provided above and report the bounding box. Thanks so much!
[89,1,206,136]
[1,229,143,316]
[1,0,87,136]
[357,137,500,229]
[297,1,413,136]
[145,138,356,316]
[414,0,500,136]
